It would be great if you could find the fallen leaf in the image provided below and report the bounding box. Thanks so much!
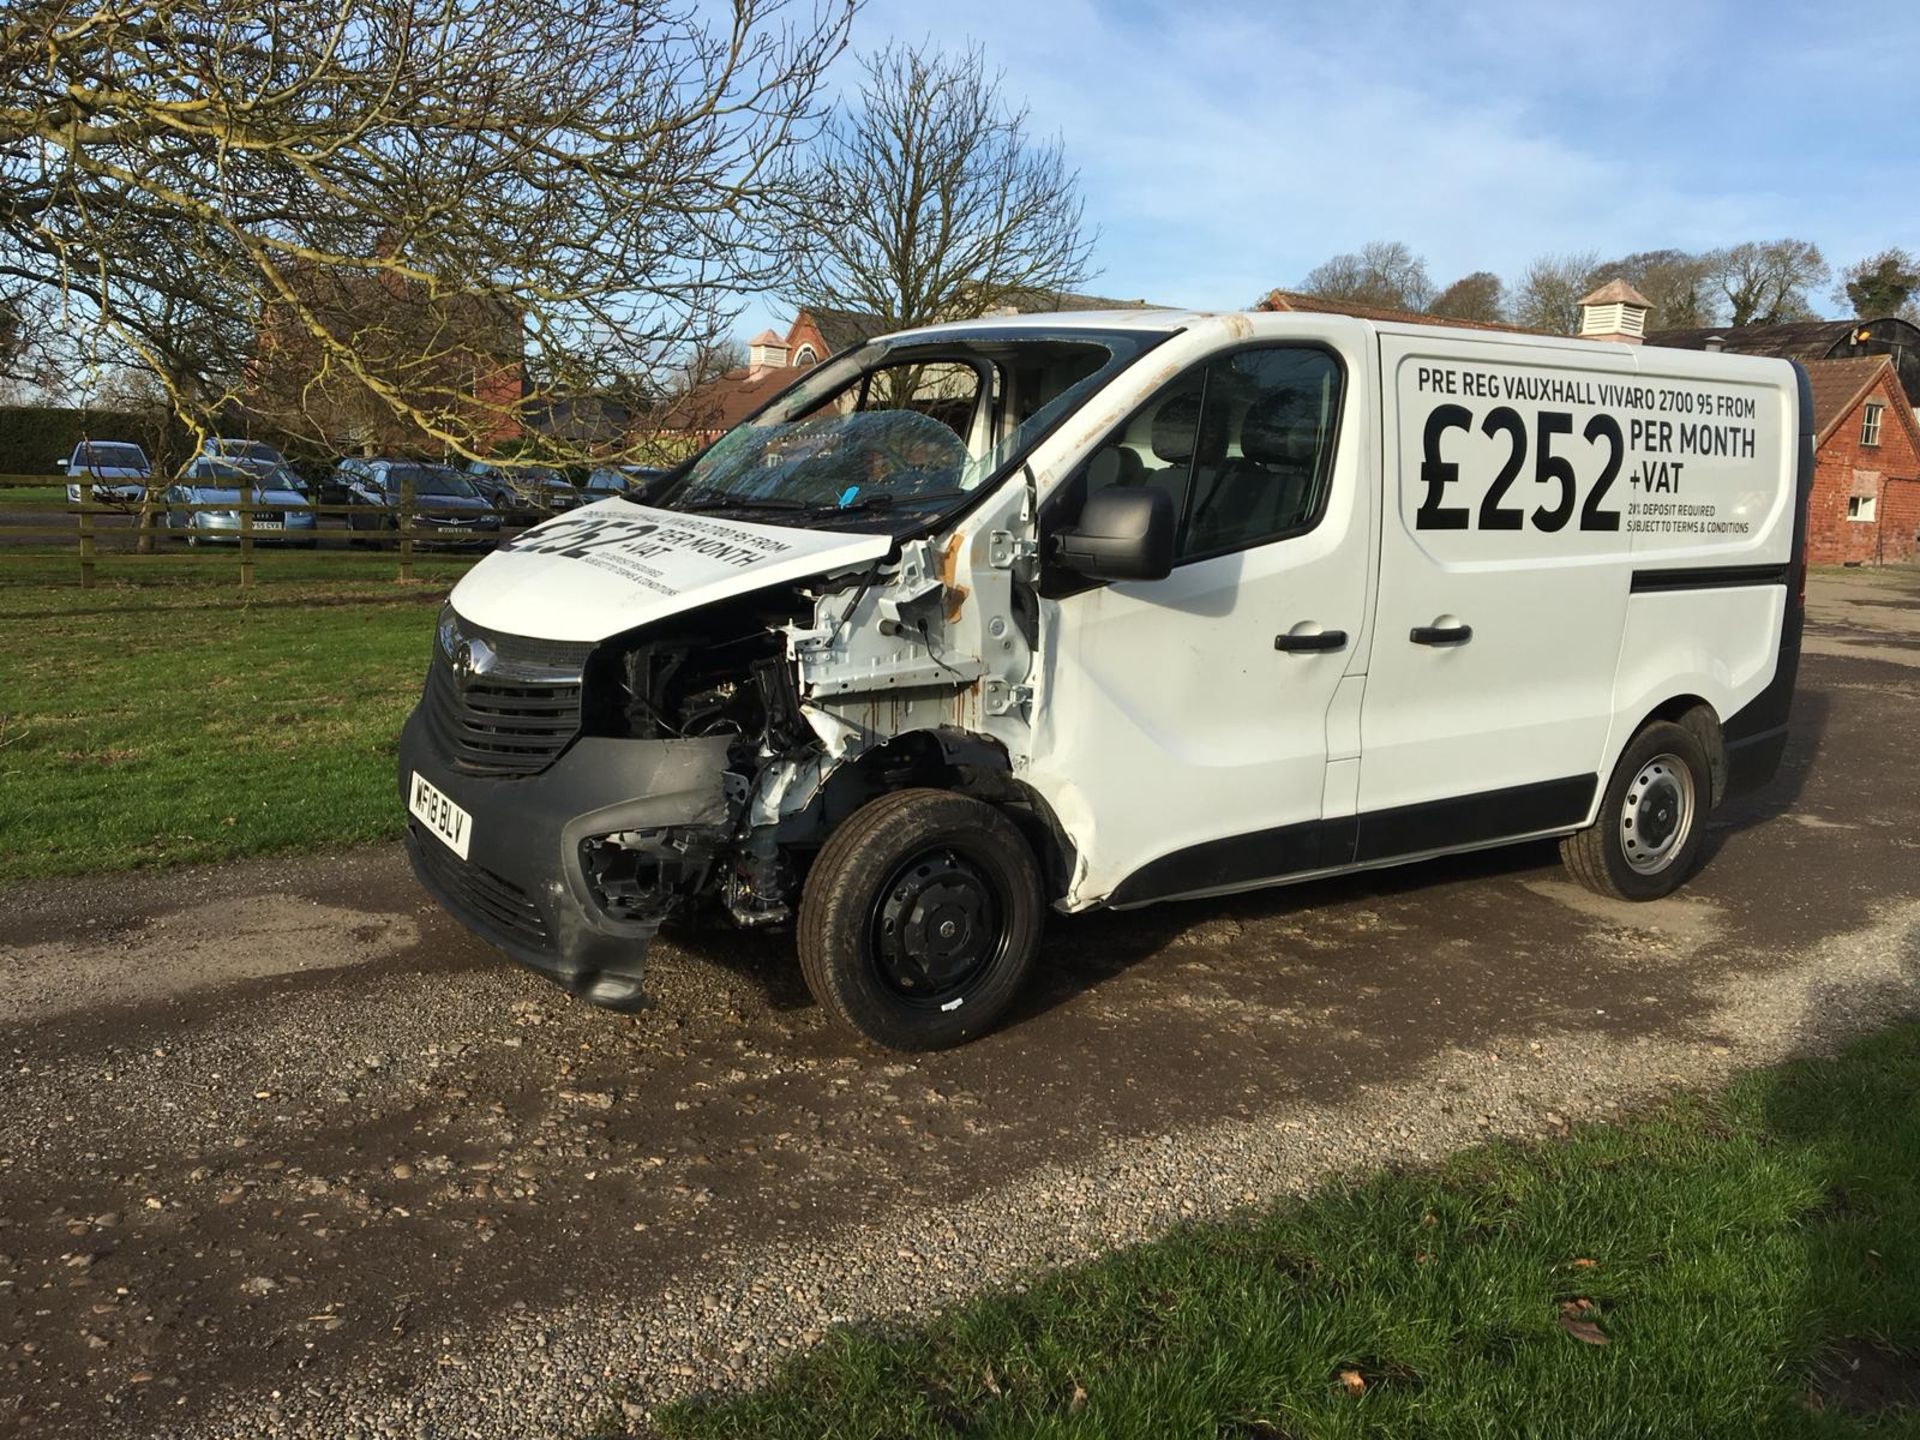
[983,1366,1002,1398]
[1571,1258,1599,1269]
[1338,1368,1366,1396]
[1556,1303,1609,1346]
[1069,1383,1087,1413]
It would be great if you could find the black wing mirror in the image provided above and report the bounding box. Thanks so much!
[1054,485,1175,582]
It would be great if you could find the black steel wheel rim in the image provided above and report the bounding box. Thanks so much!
[870,846,1007,1006]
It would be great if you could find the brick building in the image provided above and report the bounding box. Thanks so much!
[1801,354,1920,566]
[1598,291,1920,568]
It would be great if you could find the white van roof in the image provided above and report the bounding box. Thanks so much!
[879,310,1799,379]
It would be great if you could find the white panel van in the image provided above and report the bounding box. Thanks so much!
[399,311,1809,1049]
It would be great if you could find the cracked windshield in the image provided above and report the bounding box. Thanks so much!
[662,332,1160,521]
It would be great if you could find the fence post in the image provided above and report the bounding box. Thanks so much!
[76,476,96,590]
[397,473,415,583]
[238,477,255,589]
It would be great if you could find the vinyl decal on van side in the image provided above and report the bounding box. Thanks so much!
[1405,360,1782,552]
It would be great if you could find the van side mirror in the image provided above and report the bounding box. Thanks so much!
[1054,486,1175,582]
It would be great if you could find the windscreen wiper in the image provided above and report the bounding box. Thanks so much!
[810,490,965,516]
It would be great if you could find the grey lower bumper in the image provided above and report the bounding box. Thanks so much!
[396,706,733,1006]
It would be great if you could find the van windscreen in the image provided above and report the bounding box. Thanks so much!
[655,329,1168,526]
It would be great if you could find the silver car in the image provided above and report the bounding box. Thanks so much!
[165,460,317,546]
[61,441,152,505]
[202,437,289,475]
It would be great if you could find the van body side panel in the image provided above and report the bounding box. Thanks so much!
[1592,350,1799,816]
[1358,336,1641,820]
[1025,317,1379,908]
[1718,362,1814,796]
[1609,583,1788,762]
[1361,332,1798,835]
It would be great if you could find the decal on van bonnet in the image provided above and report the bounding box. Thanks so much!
[502,509,802,598]
[1404,360,1779,552]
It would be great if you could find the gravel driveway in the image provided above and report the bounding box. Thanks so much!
[3,568,1918,1440]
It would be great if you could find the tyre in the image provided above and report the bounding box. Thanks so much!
[797,788,1045,1050]
[1561,720,1712,901]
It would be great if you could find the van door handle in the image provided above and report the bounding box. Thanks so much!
[1409,617,1473,646]
[1274,625,1347,652]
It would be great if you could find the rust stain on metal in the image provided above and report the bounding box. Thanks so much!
[939,530,970,621]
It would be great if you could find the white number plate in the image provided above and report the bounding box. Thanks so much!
[253,520,283,531]
[408,772,472,859]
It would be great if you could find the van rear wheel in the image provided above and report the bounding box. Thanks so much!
[798,789,1044,1050]
[1562,720,1711,901]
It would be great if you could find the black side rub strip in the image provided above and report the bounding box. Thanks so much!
[1630,563,1789,593]
[1108,774,1598,907]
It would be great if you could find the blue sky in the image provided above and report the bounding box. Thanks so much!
[738,0,1918,335]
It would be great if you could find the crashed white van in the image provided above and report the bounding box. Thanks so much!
[399,310,1810,1049]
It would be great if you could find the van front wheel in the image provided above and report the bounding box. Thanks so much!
[1562,721,1711,901]
[798,789,1045,1050]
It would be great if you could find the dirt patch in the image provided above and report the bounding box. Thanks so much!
[0,893,418,1025]
[1812,1340,1920,1418]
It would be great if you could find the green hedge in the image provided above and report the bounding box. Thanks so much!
[0,405,176,477]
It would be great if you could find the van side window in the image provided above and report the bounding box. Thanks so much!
[1182,348,1343,558]
[1083,368,1210,512]
[1077,347,1344,563]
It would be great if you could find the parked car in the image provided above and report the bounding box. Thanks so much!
[201,438,287,474]
[60,441,152,505]
[583,464,668,499]
[335,457,501,547]
[165,459,316,546]
[464,461,583,522]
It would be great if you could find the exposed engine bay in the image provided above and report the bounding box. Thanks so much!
[571,533,1053,943]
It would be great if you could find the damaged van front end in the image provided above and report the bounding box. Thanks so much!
[397,320,1164,1041]
[399,516,1041,1011]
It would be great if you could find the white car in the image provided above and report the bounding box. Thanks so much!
[398,309,1808,1049]
[60,440,152,505]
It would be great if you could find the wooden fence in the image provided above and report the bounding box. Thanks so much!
[0,473,556,587]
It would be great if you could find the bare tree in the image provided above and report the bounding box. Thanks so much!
[1706,239,1829,328]
[1511,252,1602,335]
[1836,248,1920,320]
[0,0,854,460]
[1299,241,1434,312]
[676,338,750,393]
[1426,271,1506,324]
[783,40,1097,332]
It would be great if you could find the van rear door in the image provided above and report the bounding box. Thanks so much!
[1355,331,1641,853]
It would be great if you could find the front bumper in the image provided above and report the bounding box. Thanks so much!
[191,512,319,542]
[396,705,733,1006]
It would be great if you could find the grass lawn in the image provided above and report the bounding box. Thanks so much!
[0,551,471,880]
[657,1024,1920,1439]
[0,484,70,505]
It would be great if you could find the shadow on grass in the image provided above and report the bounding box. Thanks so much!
[647,1020,1920,1440]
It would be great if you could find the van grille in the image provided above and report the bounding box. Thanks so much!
[425,613,593,776]
[409,823,551,948]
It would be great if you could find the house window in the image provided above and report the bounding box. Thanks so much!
[1848,493,1877,522]
[1860,402,1883,447]
[792,344,818,367]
